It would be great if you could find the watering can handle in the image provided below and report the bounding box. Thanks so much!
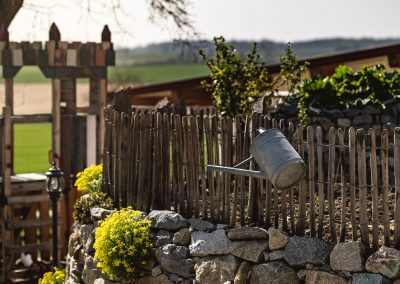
[234,156,253,168]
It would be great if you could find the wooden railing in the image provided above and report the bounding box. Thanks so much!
[103,108,400,249]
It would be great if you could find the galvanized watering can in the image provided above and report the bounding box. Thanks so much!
[207,128,306,189]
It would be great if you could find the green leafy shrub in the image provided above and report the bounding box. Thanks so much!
[73,191,114,223]
[94,207,153,281]
[74,164,103,193]
[200,38,307,117]
[200,36,271,116]
[292,64,400,124]
[38,267,65,284]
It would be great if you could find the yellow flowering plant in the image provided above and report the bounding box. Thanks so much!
[38,267,65,284]
[94,207,153,281]
[73,191,114,223]
[75,164,103,193]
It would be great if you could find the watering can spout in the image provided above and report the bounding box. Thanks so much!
[206,164,267,179]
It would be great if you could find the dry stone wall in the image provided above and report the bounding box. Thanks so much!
[66,208,400,284]
[276,103,400,135]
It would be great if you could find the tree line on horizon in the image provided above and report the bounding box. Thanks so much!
[116,37,400,66]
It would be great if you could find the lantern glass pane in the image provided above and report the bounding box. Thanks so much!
[50,178,58,191]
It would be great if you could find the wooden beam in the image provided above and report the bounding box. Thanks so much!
[86,114,97,166]
[5,78,13,114]
[52,79,61,166]
[2,106,11,197]
[98,79,107,162]
[11,114,52,123]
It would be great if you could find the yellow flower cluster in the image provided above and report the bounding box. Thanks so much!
[74,164,103,193]
[38,267,65,284]
[94,207,153,281]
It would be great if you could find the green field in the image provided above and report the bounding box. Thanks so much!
[0,64,209,85]
[13,123,51,174]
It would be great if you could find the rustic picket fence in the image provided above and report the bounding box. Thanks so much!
[103,107,400,250]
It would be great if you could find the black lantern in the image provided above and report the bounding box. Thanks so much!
[45,161,64,267]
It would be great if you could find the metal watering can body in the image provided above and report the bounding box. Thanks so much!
[207,128,306,189]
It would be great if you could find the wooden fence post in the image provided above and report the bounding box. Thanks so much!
[394,127,400,248]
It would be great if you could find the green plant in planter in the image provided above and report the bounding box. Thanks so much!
[94,207,153,281]
[73,191,114,223]
[292,64,400,125]
[38,267,65,284]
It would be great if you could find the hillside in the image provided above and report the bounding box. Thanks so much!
[116,38,400,66]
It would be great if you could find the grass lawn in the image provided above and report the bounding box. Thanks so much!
[108,64,209,84]
[0,64,209,85]
[13,123,51,174]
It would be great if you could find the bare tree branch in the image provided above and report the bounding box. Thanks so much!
[0,0,24,29]
[2,0,197,42]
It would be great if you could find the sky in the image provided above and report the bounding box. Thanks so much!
[8,0,400,48]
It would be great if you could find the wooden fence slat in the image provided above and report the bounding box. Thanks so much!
[111,110,118,208]
[338,128,346,242]
[183,116,192,217]
[370,128,379,250]
[204,116,215,220]
[221,117,232,223]
[272,118,279,227]
[132,113,140,206]
[264,117,272,228]
[120,113,130,208]
[357,128,369,247]
[136,113,143,209]
[307,126,316,237]
[170,114,178,211]
[316,127,324,238]
[241,116,250,225]
[258,116,265,225]
[248,113,259,224]
[394,127,400,248]
[288,122,296,234]
[381,129,390,246]
[126,112,134,205]
[145,113,154,212]
[212,115,221,222]
[231,115,241,225]
[297,124,306,236]
[102,108,111,195]
[327,127,337,243]
[116,112,123,208]
[163,113,170,208]
[150,113,161,209]
[174,115,185,214]
[197,115,207,218]
[349,127,357,241]
[220,117,227,222]
[157,113,164,209]
[277,119,286,229]
[189,116,200,217]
